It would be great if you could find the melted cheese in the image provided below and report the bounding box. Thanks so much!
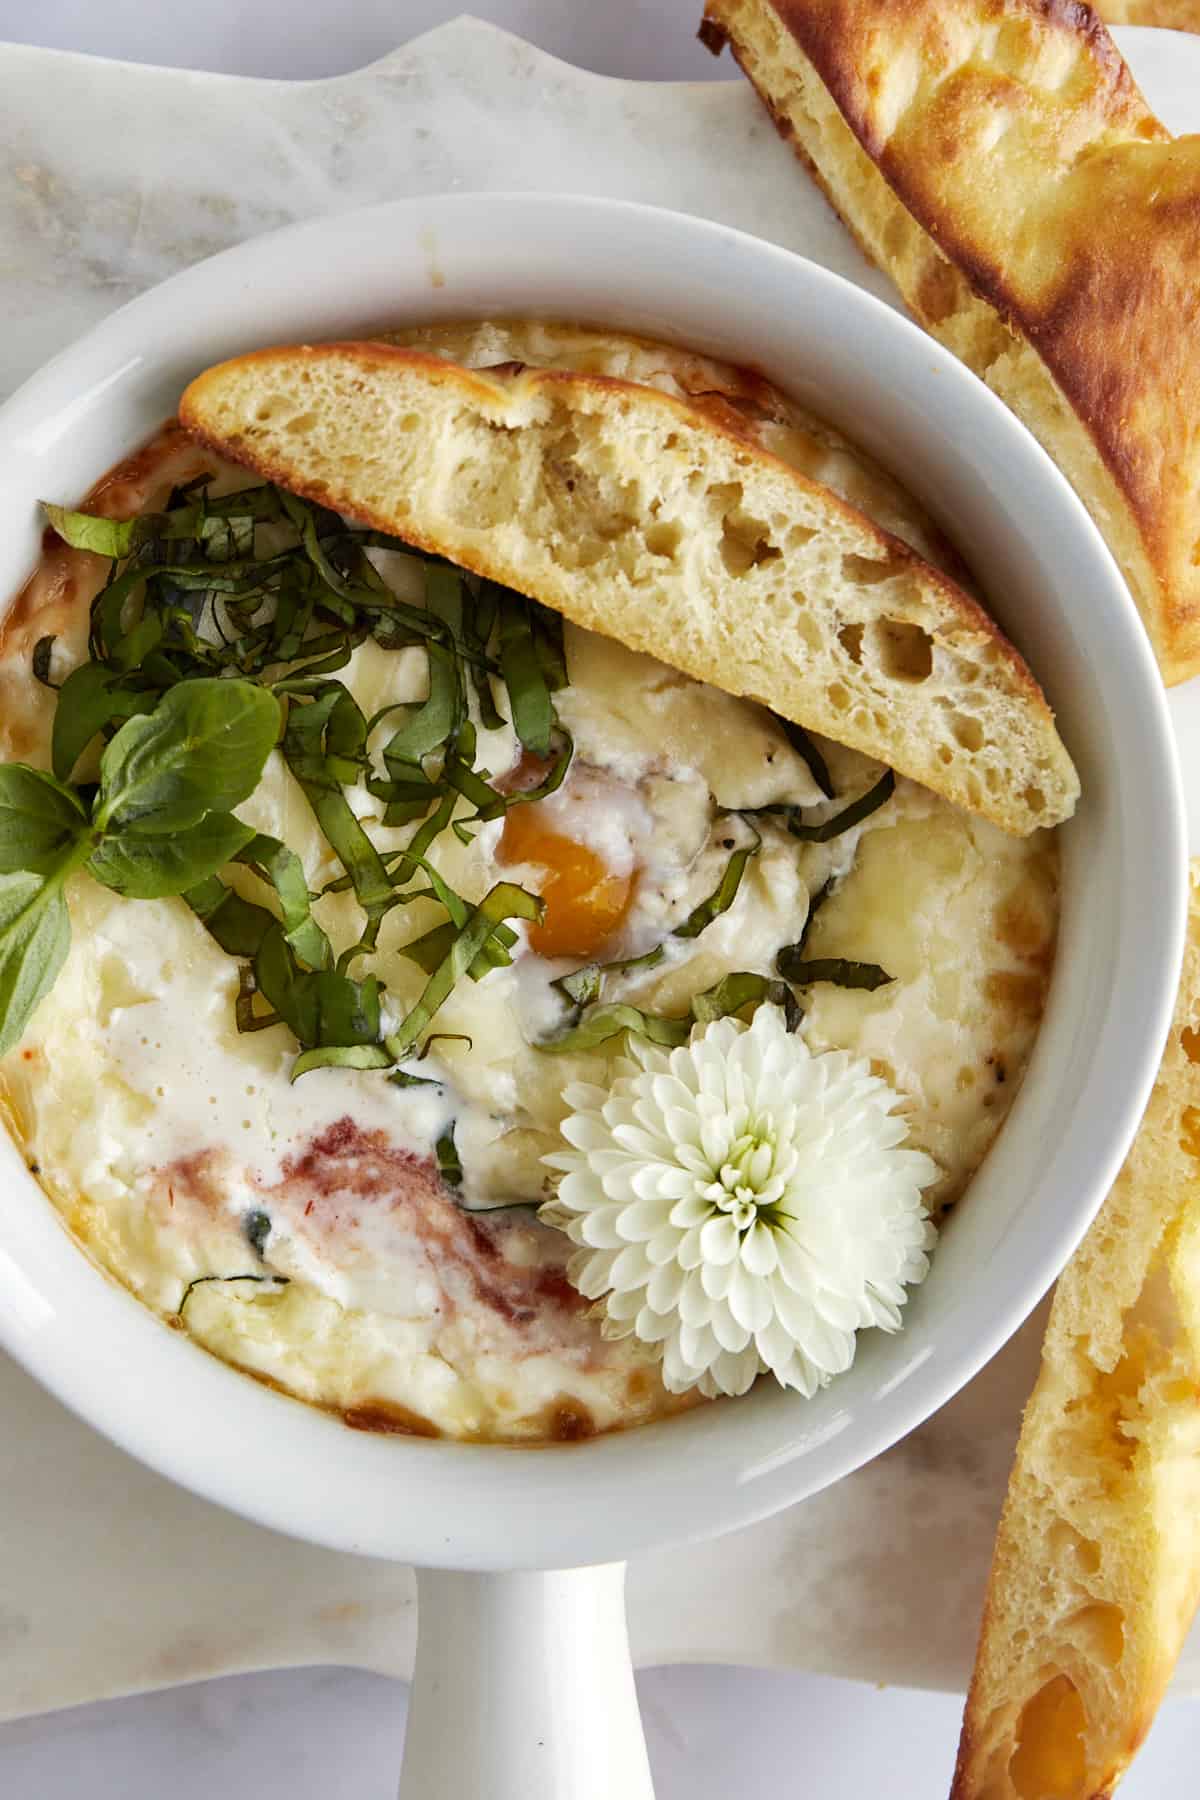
[0,435,1059,1444]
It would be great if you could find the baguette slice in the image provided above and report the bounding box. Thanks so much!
[180,341,1077,835]
[381,317,972,579]
[951,859,1200,1800]
[700,0,1200,686]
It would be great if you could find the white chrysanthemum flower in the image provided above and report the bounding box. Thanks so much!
[541,1005,939,1400]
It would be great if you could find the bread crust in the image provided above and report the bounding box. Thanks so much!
[703,0,1200,684]
[949,861,1200,1799]
[1093,0,1200,25]
[380,316,974,581]
[179,337,1078,834]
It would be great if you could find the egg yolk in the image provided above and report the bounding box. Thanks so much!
[499,804,635,959]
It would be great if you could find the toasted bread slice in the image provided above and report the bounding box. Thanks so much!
[700,0,1200,686]
[179,341,1077,834]
[380,318,973,580]
[951,860,1200,1800]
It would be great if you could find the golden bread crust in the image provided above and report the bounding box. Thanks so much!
[1094,0,1200,25]
[950,860,1200,1799]
[380,317,974,579]
[179,338,1078,833]
[703,0,1200,684]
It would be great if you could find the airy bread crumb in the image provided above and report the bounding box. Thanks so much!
[700,0,1200,685]
[951,860,1200,1800]
[180,340,1077,836]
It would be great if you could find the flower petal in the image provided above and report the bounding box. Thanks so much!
[545,1003,938,1405]
[740,1221,779,1278]
[699,1213,740,1266]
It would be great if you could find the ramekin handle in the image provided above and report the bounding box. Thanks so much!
[398,1562,655,1800]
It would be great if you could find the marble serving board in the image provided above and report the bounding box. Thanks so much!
[2,13,1199,1723]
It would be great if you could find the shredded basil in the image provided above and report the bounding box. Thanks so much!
[673,827,760,939]
[383,882,543,1062]
[775,951,893,991]
[691,971,802,1030]
[6,475,900,1089]
[436,1124,463,1188]
[536,1002,693,1055]
[785,769,895,842]
[389,1067,443,1090]
[551,944,666,1010]
[780,718,834,801]
[496,589,554,756]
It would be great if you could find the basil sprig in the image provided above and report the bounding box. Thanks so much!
[16,483,580,1077]
[16,475,901,1090]
[536,971,803,1057]
[0,678,279,1054]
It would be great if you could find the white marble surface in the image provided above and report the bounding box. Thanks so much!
[2,3,1200,1795]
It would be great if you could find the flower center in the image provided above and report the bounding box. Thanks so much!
[700,1114,787,1231]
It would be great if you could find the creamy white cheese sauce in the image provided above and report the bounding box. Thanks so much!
[0,436,1058,1443]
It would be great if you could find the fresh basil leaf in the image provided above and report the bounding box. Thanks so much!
[52,661,151,782]
[0,765,89,875]
[785,769,895,843]
[774,951,893,991]
[436,1125,463,1189]
[443,742,508,823]
[779,718,834,801]
[0,870,72,1056]
[255,924,382,1051]
[384,882,543,1061]
[281,491,364,610]
[291,1042,395,1078]
[388,1067,443,1090]
[283,686,393,936]
[551,943,665,1009]
[400,914,512,982]
[464,583,503,730]
[379,639,463,769]
[235,833,331,971]
[797,877,834,955]
[388,787,460,888]
[43,503,141,560]
[185,875,276,960]
[691,972,801,1030]
[97,679,280,835]
[530,603,568,693]
[501,730,574,811]
[673,827,760,939]
[496,590,553,756]
[234,965,279,1033]
[88,811,256,899]
[536,1002,692,1055]
[444,724,573,827]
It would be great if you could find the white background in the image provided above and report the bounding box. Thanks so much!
[1,2,1199,1794]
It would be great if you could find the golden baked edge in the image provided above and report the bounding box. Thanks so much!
[950,858,1200,1800]
[699,0,1200,687]
[1094,1,1200,27]
[179,340,1078,834]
